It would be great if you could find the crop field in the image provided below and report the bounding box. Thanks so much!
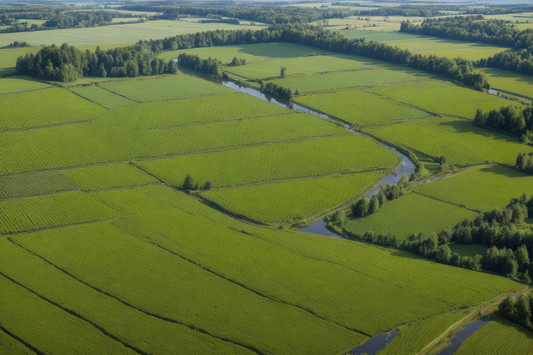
[157,42,329,64]
[413,165,533,212]
[0,88,106,131]
[0,20,267,47]
[378,311,468,355]
[0,77,50,94]
[364,117,533,166]
[454,317,533,355]
[0,328,35,355]
[0,171,78,198]
[368,80,513,119]
[62,163,159,191]
[295,90,429,126]
[269,67,433,93]
[0,191,122,235]
[200,172,381,223]
[69,85,133,109]
[478,68,533,98]
[136,135,400,188]
[343,193,478,239]
[225,53,390,80]
[99,75,233,101]
[95,93,288,129]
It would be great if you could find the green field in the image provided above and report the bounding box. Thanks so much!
[0,76,50,94]
[343,193,478,239]
[270,67,432,93]
[295,89,430,126]
[0,20,266,47]
[0,327,35,355]
[368,80,514,119]
[99,75,233,101]
[0,46,42,76]
[0,171,78,198]
[364,116,533,166]
[200,172,381,223]
[413,165,533,212]
[137,135,400,188]
[157,42,329,64]
[479,68,533,99]
[454,317,533,355]
[69,85,133,108]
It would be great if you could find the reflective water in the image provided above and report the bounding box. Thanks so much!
[438,316,492,355]
[345,330,398,355]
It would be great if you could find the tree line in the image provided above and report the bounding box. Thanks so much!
[352,176,409,217]
[177,53,222,77]
[477,49,533,77]
[43,11,137,29]
[474,105,533,142]
[516,153,533,173]
[499,294,533,331]
[465,5,533,15]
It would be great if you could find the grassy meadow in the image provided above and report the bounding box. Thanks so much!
[478,68,533,98]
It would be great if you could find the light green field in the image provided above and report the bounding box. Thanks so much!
[225,53,389,79]
[0,88,106,131]
[270,67,432,93]
[378,311,468,355]
[479,68,533,99]
[322,17,402,31]
[364,116,533,166]
[413,165,533,212]
[69,85,133,108]
[449,243,488,257]
[137,135,400,188]
[62,163,158,191]
[0,171,78,198]
[454,317,533,355]
[157,42,329,64]
[0,76,50,94]
[200,172,381,223]
[368,80,514,119]
[343,193,478,239]
[95,93,288,129]
[483,12,533,22]
[99,75,233,101]
[0,20,266,47]
[0,239,255,355]
[0,191,121,235]
[295,89,429,126]
[0,46,42,76]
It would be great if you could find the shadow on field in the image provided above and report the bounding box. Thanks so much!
[389,249,422,259]
[437,119,520,143]
[234,42,327,59]
[477,165,530,179]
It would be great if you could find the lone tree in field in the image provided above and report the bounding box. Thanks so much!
[204,181,212,190]
[280,66,287,78]
[183,175,195,190]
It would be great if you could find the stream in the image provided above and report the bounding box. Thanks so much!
[438,316,492,355]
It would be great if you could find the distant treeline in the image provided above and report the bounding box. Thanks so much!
[466,5,533,15]
[16,43,176,82]
[474,105,533,142]
[43,11,137,29]
[499,293,533,330]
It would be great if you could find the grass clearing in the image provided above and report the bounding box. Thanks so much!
[61,163,158,191]
[478,68,533,99]
[69,85,133,109]
[137,135,400,188]
[0,88,106,131]
[200,172,381,223]
[295,89,429,126]
[412,165,533,212]
[343,193,478,239]
[0,171,78,198]
[99,75,232,101]
[0,76,50,94]
[368,80,514,119]
[364,116,533,166]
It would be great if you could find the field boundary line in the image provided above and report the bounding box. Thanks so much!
[0,86,54,96]
[363,89,441,118]
[411,190,482,213]
[0,120,91,134]
[7,239,265,355]
[0,271,147,355]
[0,324,43,355]
[66,87,125,110]
[0,219,116,238]
[492,87,533,101]
[295,79,434,97]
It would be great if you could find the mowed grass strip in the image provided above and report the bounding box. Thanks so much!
[378,311,468,355]
[99,75,232,102]
[0,88,106,131]
[369,80,514,119]
[413,165,533,212]
[0,273,136,355]
[69,85,133,109]
[295,90,428,126]
[270,67,432,93]
[200,172,381,223]
[61,163,158,191]
[343,193,478,239]
[454,317,533,355]
[0,171,78,198]
[94,93,288,129]
[137,135,400,188]
[364,116,533,166]
[0,191,122,234]
[225,54,389,80]
[12,223,366,355]
[0,77,50,94]
[0,239,256,355]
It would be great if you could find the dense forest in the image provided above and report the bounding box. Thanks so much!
[465,5,533,15]
[474,105,533,142]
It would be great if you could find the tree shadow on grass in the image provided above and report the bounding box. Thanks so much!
[436,119,521,143]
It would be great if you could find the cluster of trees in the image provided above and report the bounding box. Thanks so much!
[516,153,533,173]
[43,11,136,29]
[499,294,533,330]
[16,43,176,82]
[474,105,533,141]
[178,53,222,77]
[4,41,30,48]
[261,82,293,100]
[351,176,408,217]
[183,175,212,191]
[477,49,533,76]
[409,163,429,181]
[357,5,448,17]
[227,57,247,67]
